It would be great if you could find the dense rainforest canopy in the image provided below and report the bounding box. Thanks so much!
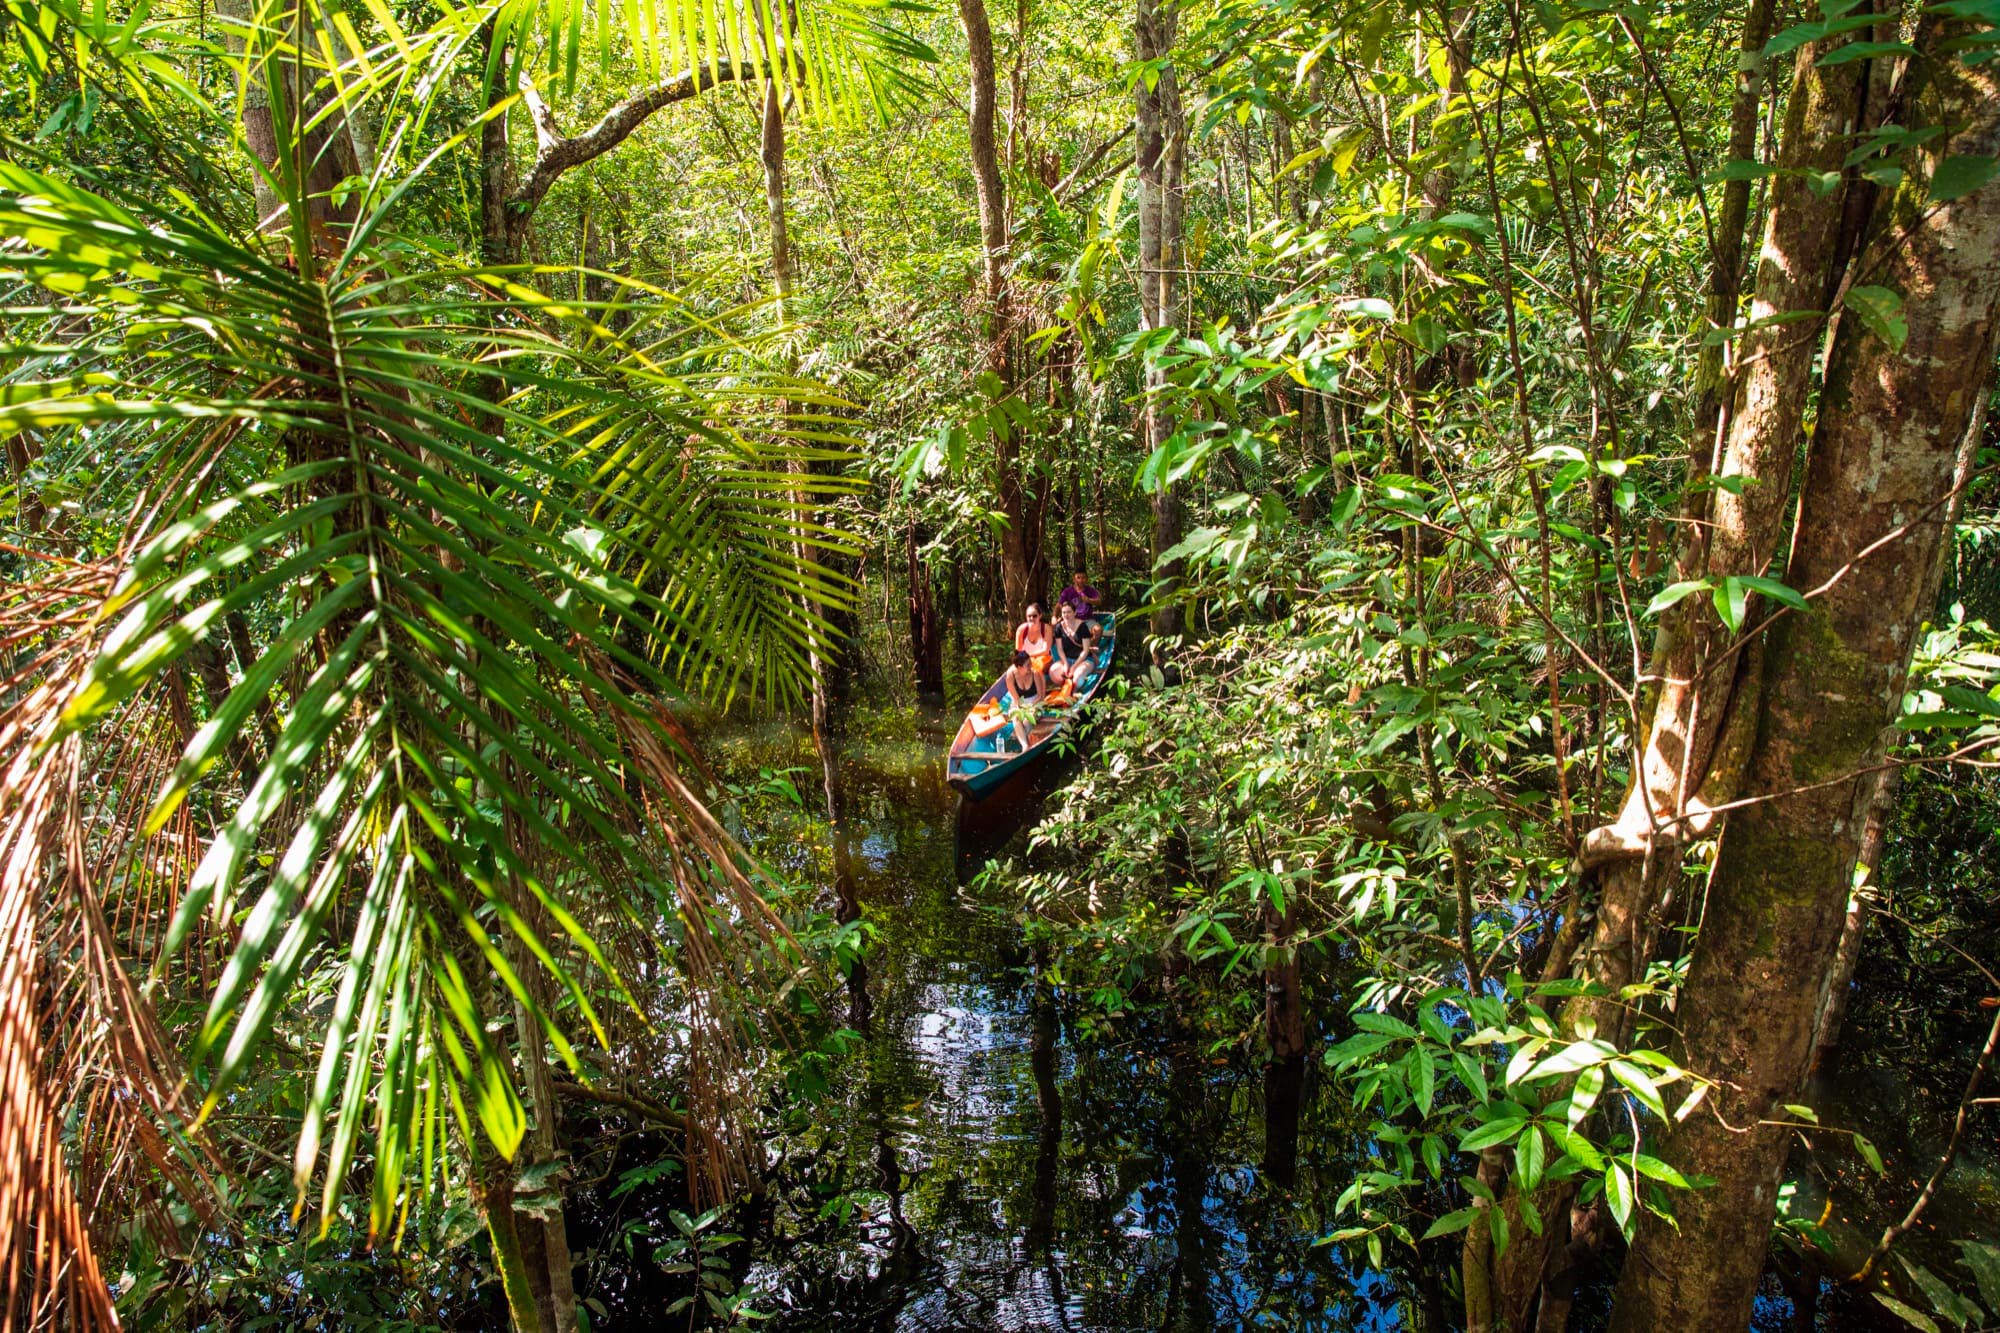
[2,0,1998,1325]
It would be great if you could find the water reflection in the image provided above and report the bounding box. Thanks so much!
[686,654,1987,1332]
[709,697,1420,1331]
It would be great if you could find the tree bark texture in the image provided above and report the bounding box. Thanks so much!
[1493,27,1886,1327]
[1610,39,2000,1329]
[958,0,1042,620]
[1136,0,1185,651]
[1813,396,1984,1075]
[218,0,370,240]
[907,520,945,698]
[1568,34,1870,1045]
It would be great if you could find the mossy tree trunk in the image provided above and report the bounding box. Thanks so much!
[1610,34,2000,1328]
[1486,21,1863,1323]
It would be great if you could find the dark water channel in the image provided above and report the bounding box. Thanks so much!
[699,697,1422,1332]
[675,684,1994,1332]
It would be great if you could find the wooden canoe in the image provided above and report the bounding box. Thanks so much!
[947,612,1117,799]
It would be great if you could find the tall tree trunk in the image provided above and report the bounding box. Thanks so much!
[1489,22,1869,1326]
[1688,0,1778,456]
[958,0,1040,620]
[1610,39,2000,1328]
[761,70,840,744]
[218,0,368,240]
[907,519,945,698]
[1136,0,1185,655]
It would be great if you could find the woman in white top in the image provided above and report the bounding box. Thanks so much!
[1015,603,1054,669]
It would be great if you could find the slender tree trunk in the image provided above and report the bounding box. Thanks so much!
[759,69,841,746]
[482,1162,540,1333]
[1688,0,1777,456]
[1136,0,1185,655]
[907,519,945,698]
[1812,399,1983,1074]
[1810,761,1892,1075]
[958,0,1040,620]
[218,0,367,240]
[6,432,43,535]
[1610,40,2000,1327]
[1070,470,1087,583]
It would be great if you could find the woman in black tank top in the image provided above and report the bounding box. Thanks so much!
[1051,603,1097,684]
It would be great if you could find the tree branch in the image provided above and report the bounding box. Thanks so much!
[517,71,566,158]
[1053,123,1134,201]
[508,62,767,220]
[551,1079,687,1134]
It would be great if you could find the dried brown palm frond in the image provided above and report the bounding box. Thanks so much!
[576,650,804,1206]
[0,558,216,1333]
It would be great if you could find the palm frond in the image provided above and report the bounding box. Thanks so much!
[0,52,846,1289]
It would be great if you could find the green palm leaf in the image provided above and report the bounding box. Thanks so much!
[0,76,842,1271]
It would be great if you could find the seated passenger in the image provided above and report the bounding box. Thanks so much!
[1050,601,1098,685]
[1002,650,1047,749]
[1015,603,1055,674]
[1058,571,1102,624]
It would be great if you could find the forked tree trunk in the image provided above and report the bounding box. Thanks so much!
[1488,22,1876,1326]
[1610,38,2000,1328]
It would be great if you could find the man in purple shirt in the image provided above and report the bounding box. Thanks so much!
[1057,571,1101,622]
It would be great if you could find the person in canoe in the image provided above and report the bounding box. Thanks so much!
[1058,571,1102,624]
[1002,650,1048,749]
[1049,600,1099,686]
[1016,603,1055,674]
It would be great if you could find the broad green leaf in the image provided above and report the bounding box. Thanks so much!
[1956,1241,2000,1314]
[1848,284,1910,351]
[1569,1065,1605,1128]
[1353,1011,1420,1039]
[1873,1293,1941,1333]
[1459,1116,1526,1153]
[1604,1162,1635,1236]
[1423,1207,1480,1239]
[1515,1126,1547,1191]
[1630,1153,1691,1188]
[1931,154,2000,202]
[1609,1059,1669,1120]
[1733,574,1810,613]
[1524,1038,1616,1082]
[1645,580,1709,617]
[1713,577,1752,633]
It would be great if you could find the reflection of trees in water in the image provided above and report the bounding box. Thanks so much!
[728,702,1463,1329]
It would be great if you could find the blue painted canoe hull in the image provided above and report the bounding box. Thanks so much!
[947,613,1116,800]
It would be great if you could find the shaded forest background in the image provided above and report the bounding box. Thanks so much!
[1,0,1998,1326]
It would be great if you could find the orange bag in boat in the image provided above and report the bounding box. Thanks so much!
[1044,681,1076,708]
[1030,652,1052,674]
[968,709,1010,738]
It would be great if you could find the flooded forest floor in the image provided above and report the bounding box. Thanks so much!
[587,627,1997,1332]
